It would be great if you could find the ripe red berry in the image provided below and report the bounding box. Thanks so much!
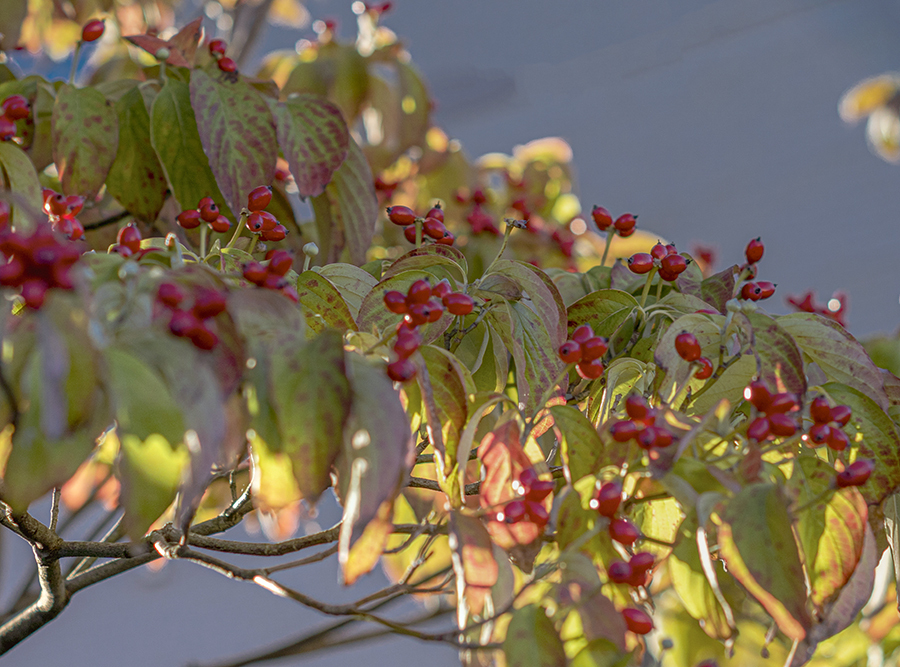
[614,213,636,234]
[65,195,84,217]
[608,561,632,584]
[21,279,47,309]
[747,416,771,441]
[177,209,202,229]
[502,499,528,523]
[405,303,429,326]
[422,217,447,240]
[387,358,416,382]
[558,340,582,364]
[425,205,444,222]
[256,211,278,231]
[694,356,713,379]
[261,224,287,242]
[387,205,416,226]
[406,279,431,305]
[745,237,764,264]
[610,420,639,442]
[767,413,797,437]
[1,95,29,121]
[526,501,550,525]
[826,427,849,451]
[660,253,687,277]
[189,325,219,351]
[571,324,594,344]
[0,117,14,142]
[756,281,776,299]
[242,262,267,286]
[169,309,201,337]
[81,19,105,43]
[246,211,265,232]
[156,282,184,308]
[836,459,874,488]
[393,327,422,358]
[117,223,141,254]
[209,215,231,233]
[622,608,653,635]
[675,331,701,362]
[200,202,219,223]
[431,280,452,299]
[425,298,444,322]
[767,393,798,414]
[625,394,650,420]
[403,225,418,243]
[650,243,667,260]
[741,282,762,301]
[268,250,293,276]
[208,39,227,58]
[48,193,68,217]
[581,336,608,362]
[217,57,237,73]
[383,290,407,314]
[247,185,272,211]
[444,292,474,316]
[830,405,852,426]
[0,201,9,230]
[577,358,604,379]
[630,552,655,573]
[192,288,227,319]
[744,380,772,411]
[591,480,622,517]
[627,253,654,274]
[809,396,832,423]
[591,205,613,231]
[609,518,640,545]
[806,423,831,445]
[435,231,455,246]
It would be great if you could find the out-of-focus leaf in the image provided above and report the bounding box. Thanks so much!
[190,70,277,217]
[168,18,203,68]
[119,433,188,539]
[52,83,118,198]
[570,640,632,667]
[449,512,498,618]
[453,320,508,394]
[0,1,27,52]
[550,404,606,483]
[295,270,357,334]
[283,42,369,123]
[124,33,191,67]
[272,94,349,197]
[343,498,394,585]
[106,86,167,223]
[669,529,735,639]
[250,431,300,513]
[503,604,567,667]
[0,141,43,229]
[744,311,806,395]
[717,483,812,640]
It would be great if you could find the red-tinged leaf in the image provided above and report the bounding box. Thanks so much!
[295,270,357,334]
[270,329,350,503]
[449,512,498,618]
[821,382,900,509]
[549,404,607,484]
[343,498,394,585]
[356,270,453,344]
[272,94,349,197]
[106,86,168,222]
[503,604,567,667]
[558,552,628,651]
[489,259,568,349]
[124,34,191,67]
[190,69,277,217]
[310,137,377,265]
[168,18,203,67]
[779,312,889,410]
[794,456,867,608]
[566,289,639,339]
[743,311,807,395]
[699,265,738,313]
[335,354,415,580]
[381,244,468,284]
[52,83,119,198]
[0,141,43,229]
[150,78,229,216]
[317,263,378,320]
[717,483,812,641]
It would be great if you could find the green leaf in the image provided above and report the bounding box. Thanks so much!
[566,289,639,339]
[119,433,188,539]
[550,404,607,483]
[0,141,42,229]
[489,260,568,349]
[150,78,228,217]
[453,320,508,394]
[356,270,453,344]
[190,70,277,215]
[364,60,430,172]
[743,311,807,395]
[717,483,812,640]
[382,244,468,285]
[51,83,118,198]
[570,640,631,667]
[504,604,567,667]
[270,329,351,503]
[249,430,301,512]
[106,86,167,223]
[821,382,900,508]
[272,94,349,197]
[311,136,377,265]
[0,0,26,52]
[587,357,651,427]
[316,263,378,320]
[295,270,357,334]
[779,313,888,410]
[669,530,735,639]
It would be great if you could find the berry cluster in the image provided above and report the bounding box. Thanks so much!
[243,186,288,242]
[608,394,677,450]
[628,242,690,282]
[607,551,655,587]
[241,249,298,302]
[81,19,105,43]
[738,238,776,302]
[803,395,853,451]
[386,204,455,245]
[674,331,713,380]
[208,38,237,73]
[382,278,474,382]
[744,381,801,441]
[177,196,232,234]
[157,283,226,351]
[558,323,608,380]
[591,206,637,238]
[0,223,81,309]
[0,94,30,142]
[455,188,500,236]
[41,188,85,240]
[786,290,847,327]
[590,478,641,545]
[500,467,554,528]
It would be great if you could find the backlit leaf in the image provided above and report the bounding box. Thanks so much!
[550,404,607,483]
[503,604,566,667]
[119,433,188,539]
[699,266,737,313]
[744,311,806,395]
[0,141,43,229]
[449,512,498,617]
[381,244,468,285]
[489,259,567,350]
[356,270,453,344]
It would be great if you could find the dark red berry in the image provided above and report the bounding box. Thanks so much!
[614,213,636,234]
[192,288,227,318]
[268,250,293,276]
[745,238,764,264]
[200,203,219,223]
[581,336,608,362]
[48,193,68,217]
[622,608,653,635]
[741,282,762,301]
[403,225,418,243]
[246,211,265,232]
[406,279,431,305]
[256,211,278,231]
[246,185,272,211]
[425,298,444,322]
[156,282,184,308]
[826,428,849,451]
[526,501,550,525]
[558,340,582,364]
[650,243,667,260]
[502,499,528,523]
[767,393,798,414]
[177,209,202,229]
[608,561,632,584]
[117,223,141,254]
[422,217,447,240]
[393,327,422,358]
[756,281,776,299]
[169,309,201,337]
[209,215,231,233]
[571,324,594,344]
[809,396,832,424]
[1,95,29,120]
[81,19,105,42]
[444,292,474,316]
[198,196,214,209]
[577,358,604,379]
[432,280,452,299]
[609,518,640,545]
[189,325,219,351]
[747,416,771,441]
[630,552,655,573]
[387,205,416,226]
[65,195,84,217]
[242,262,267,286]
[435,231,455,246]
[806,423,831,445]
[744,380,772,412]
[836,459,874,488]
[384,290,408,314]
[610,420,639,442]
[387,358,416,382]
[675,331,701,362]
[830,405,852,426]
[425,205,444,222]
[591,205,613,230]
[625,394,650,420]
[261,224,287,242]
[208,39,227,57]
[768,413,797,437]
[628,253,654,274]
[694,356,713,379]
[660,253,687,277]
[21,279,47,309]
[405,303,429,326]
[591,480,622,517]
[217,57,237,73]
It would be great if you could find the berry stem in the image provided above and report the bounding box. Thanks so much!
[199,225,208,259]
[69,43,83,85]
[246,234,259,257]
[415,219,423,248]
[483,222,516,276]
[599,230,612,267]
[639,268,658,308]
[655,275,664,303]
[225,212,248,249]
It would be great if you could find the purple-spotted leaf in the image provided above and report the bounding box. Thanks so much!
[744,311,806,395]
[270,329,350,503]
[503,604,566,667]
[150,78,228,216]
[674,257,703,299]
[295,270,356,334]
[272,94,349,197]
[52,83,119,198]
[449,512,498,617]
[283,42,369,123]
[821,382,900,509]
[699,265,738,313]
[489,260,567,350]
[549,404,607,483]
[0,141,43,229]
[794,456,867,609]
[381,244,468,284]
[310,137,377,265]
[317,264,378,320]
[717,483,812,641]
[567,289,639,340]
[356,270,453,344]
[106,86,167,222]
[779,313,888,410]
[189,69,277,217]
[335,354,415,581]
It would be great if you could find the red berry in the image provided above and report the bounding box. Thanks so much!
[116,223,141,254]
[830,405,852,426]
[660,253,687,277]
[256,211,278,231]
[425,298,444,322]
[471,189,487,204]
[768,413,797,437]
[609,518,640,545]
[622,608,653,635]
[809,396,832,423]
[65,195,84,217]
[393,327,422,358]
[189,325,219,351]
[745,238,764,264]
[806,423,831,445]
[405,303,429,326]
[571,324,594,344]
[406,279,431,305]
[387,358,416,382]
[209,215,231,233]
[625,394,650,420]
[591,480,622,517]
[0,201,10,230]
[610,420,639,442]
[387,205,416,226]
[422,217,447,239]
[424,205,444,223]
[526,501,550,525]
[741,282,762,301]
[1,95,29,120]
[435,231,455,246]
[246,211,265,232]
[614,213,636,234]
[81,19,105,43]
[756,281,776,299]
[577,358,604,379]
[0,117,14,142]
[198,197,215,209]
[217,57,237,73]
[192,288,227,319]
[403,225,418,243]
[836,459,874,488]
[581,336,608,362]
[200,203,219,223]
[156,282,184,308]
[208,39,227,57]
[242,262,267,286]
[694,356,713,380]
[630,552,655,572]
[177,209,202,229]
[826,428,849,451]
[675,331,701,362]
[657,267,679,281]
[0,255,24,286]
[747,416,771,441]
[111,244,133,257]
[767,393,798,414]
[431,280,452,299]
[48,193,68,217]
[444,292,474,316]
[608,561,632,584]
[268,250,293,276]
[502,499,528,523]
[591,205,613,231]
[21,279,47,309]
[627,253,654,274]
[384,290,408,314]
[744,381,772,412]
[650,243,667,260]
[261,224,287,242]
[247,185,272,211]
[169,309,201,337]
[558,340,582,364]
